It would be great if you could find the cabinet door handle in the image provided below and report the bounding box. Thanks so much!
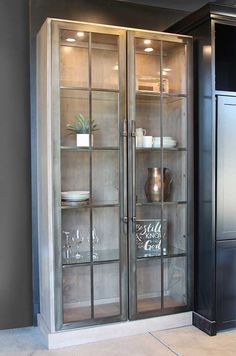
[123,216,128,223]
[131,120,136,232]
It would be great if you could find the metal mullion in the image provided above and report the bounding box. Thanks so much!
[88,31,94,320]
[185,41,190,308]
[118,35,122,318]
[160,40,164,311]
[117,32,125,319]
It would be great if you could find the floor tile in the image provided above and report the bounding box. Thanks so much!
[0,326,45,353]
[32,333,174,356]
[153,325,236,356]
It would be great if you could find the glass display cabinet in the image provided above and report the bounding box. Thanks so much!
[37,18,193,338]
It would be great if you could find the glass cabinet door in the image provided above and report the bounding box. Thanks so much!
[128,31,192,319]
[52,22,127,329]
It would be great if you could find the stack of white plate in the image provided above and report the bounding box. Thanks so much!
[153,136,177,148]
[61,191,90,202]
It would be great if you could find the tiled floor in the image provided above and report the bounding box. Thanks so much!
[0,325,236,355]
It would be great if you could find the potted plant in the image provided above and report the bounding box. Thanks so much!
[66,113,98,147]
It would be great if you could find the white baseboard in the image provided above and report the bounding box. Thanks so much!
[38,311,192,349]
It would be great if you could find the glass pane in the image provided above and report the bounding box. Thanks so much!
[135,38,161,93]
[92,91,119,148]
[60,89,89,147]
[162,97,187,149]
[136,206,165,258]
[92,33,119,90]
[61,151,90,193]
[136,95,161,149]
[92,151,119,204]
[136,151,162,204]
[163,205,187,256]
[137,259,161,313]
[164,257,187,308]
[94,263,120,318]
[162,42,187,95]
[61,208,91,264]
[60,30,89,88]
[163,151,187,202]
[63,266,91,322]
[92,207,119,262]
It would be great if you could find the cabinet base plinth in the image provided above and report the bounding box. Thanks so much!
[193,312,216,336]
[38,312,192,349]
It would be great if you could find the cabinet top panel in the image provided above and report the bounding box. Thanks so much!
[40,17,192,43]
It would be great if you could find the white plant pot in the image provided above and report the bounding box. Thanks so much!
[76,134,93,147]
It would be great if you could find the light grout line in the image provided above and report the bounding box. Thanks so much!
[148,332,180,356]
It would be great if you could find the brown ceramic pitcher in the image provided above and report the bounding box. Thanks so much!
[144,167,173,202]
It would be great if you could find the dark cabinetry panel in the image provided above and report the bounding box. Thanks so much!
[217,95,236,240]
[216,240,236,329]
[216,24,236,92]
[167,3,236,333]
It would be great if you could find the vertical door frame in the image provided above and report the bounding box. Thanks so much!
[127,29,193,320]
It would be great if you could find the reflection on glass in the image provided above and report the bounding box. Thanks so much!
[92,91,119,148]
[135,96,161,147]
[92,151,119,204]
[62,209,90,264]
[61,151,89,192]
[164,257,187,308]
[163,205,187,255]
[162,97,187,149]
[163,151,187,202]
[162,42,186,95]
[92,33,119,90]
[60,30,89,88]
[135,38,161,93]
[92,207,119,262]
[94,263,120,318]
[137,259,161,313]
[63,266,91,322]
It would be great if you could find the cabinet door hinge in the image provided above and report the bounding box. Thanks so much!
[122,119,128,137]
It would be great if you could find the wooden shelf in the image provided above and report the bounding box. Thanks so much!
[60,86,119,93]
[137,245,186,259]
[136,201,187,206]
[137,296,186,313]
[64,302,120,323]
[136,90,187,98]
[136,147,187,152]
[61,201,120,210]
[61,146,119,152]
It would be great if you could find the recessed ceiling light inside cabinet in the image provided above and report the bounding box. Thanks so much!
[77,32,85,37]
[144,47,154,52]
[144,39,151,45]
[66,38,76,42]
[163,68,172,72]
[113,64,119,71]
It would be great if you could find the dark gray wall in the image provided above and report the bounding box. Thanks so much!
[0,0,32,329]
